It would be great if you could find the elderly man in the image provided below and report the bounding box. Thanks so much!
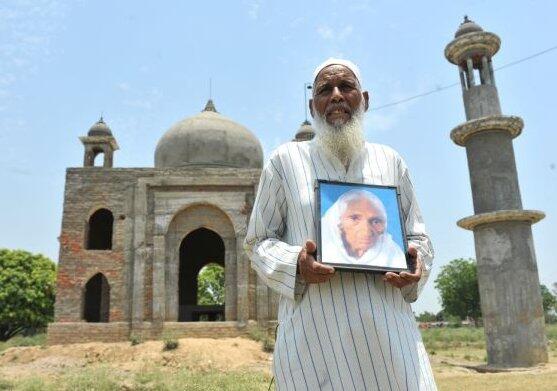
[321,189,406,269]
[244,58,436,390]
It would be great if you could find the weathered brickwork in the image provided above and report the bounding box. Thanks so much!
[49,165,280,344]
[48,106,286,344]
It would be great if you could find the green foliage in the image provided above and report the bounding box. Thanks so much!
[0,378,14,390]
[541,284,557,324]
[0,333,46,352]
[248,326,276,353]
[163,337,179,351]
[434,258,481,323]
[416,311,437,322]
[197,263,225,305]
[129,334,142,346]
[446,315,463,328]
[0,249,56,341]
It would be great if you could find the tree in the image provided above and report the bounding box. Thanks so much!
[434,258,481,325]
[540,284,557,324]
[416,311,437,322]
[197,263,225,305]
[0,249,56,340]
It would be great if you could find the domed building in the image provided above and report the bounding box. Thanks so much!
[47,101,282,344]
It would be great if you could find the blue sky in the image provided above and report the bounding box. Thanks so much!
[1,0,556,314]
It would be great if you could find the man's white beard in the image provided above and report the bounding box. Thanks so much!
[313,103,365,167]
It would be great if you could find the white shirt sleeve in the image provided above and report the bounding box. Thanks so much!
[243,153,306,301]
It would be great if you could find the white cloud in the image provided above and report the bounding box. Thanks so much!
[244,0,262,20]
[122,87,163,110]
[0,0,71,109]
[317,25,333,40]
[316,24,354,44]
[117,82,131,92]
[338,25,354,41]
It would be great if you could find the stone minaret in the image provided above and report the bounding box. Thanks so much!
[445,17,547,367]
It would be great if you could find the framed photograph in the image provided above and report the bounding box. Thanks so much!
[316,180,410,273]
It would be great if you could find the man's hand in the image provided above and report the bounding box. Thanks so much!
[383,245,422,289]
[298,240,335,283]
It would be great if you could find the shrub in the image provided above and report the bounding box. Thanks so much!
[129,334,142,346]
[163,338,179,351]
[248,326,275,353]
[262,338,275,353]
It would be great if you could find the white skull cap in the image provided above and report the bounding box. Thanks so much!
[312,58,362,85]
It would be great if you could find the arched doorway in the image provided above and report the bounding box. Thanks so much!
[83,273,110,322]
[165,204,237,322]
[178,228,225,321]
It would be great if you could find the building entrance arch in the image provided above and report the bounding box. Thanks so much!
[165,203,237,322]
[178,228,225,321]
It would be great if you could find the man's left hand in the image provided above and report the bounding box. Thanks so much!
[383,246,422,289]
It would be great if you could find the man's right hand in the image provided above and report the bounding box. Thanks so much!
[298,240,335,283]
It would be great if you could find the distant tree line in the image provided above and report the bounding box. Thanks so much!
[417,258,557,326]
[1,247,556,343]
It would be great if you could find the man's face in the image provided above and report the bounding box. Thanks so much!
[310,64,369,127]
[339,197,385,258]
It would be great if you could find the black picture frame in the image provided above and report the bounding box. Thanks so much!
[315,179,410,274]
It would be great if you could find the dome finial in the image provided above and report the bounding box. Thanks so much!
[203,99,217,113]
[88,116,112,136]
[454,15,483,38]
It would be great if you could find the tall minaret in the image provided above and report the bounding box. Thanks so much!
[445,17,547,367]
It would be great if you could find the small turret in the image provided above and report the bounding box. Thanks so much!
[80,117,119,167]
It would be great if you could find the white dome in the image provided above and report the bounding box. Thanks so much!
[154,100,263,169]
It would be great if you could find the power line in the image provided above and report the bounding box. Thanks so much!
[369,44,557,112]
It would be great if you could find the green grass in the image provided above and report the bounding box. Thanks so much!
[420,323,557,351]
[420,326,485,350]
[0,334,46,352]
[1,366,271,391]
[546,323,557,342]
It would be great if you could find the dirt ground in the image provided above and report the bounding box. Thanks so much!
[0,337,271,380]
[1,338,556,390]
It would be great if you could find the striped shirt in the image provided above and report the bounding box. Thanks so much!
[244,140,437,390]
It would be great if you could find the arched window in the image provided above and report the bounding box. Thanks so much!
[83,273,110,322]
[86,209,113,250]
[92,147,105,167]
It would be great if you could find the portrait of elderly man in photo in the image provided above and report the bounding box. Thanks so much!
[321,189,407,269]
[244,58,437,390]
